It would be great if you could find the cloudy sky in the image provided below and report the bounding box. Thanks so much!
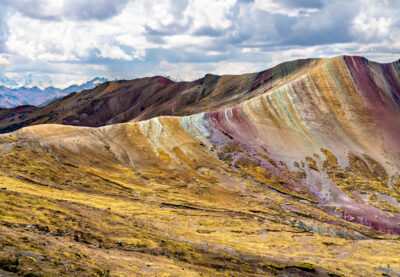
[0,0,399,88]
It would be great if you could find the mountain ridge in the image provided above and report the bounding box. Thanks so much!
[1,55,399,134]
[0,56,334,133]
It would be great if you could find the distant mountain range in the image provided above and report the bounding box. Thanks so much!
[0,77,108,108]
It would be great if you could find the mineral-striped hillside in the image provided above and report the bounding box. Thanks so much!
[1,56,400,276]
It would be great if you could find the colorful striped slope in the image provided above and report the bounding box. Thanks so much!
[0,55,399,276]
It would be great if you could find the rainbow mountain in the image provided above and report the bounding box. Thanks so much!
[0,56,400,276]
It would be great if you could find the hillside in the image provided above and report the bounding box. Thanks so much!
[0,56,400,276]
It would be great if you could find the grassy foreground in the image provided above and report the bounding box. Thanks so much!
[0,121,399,277]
